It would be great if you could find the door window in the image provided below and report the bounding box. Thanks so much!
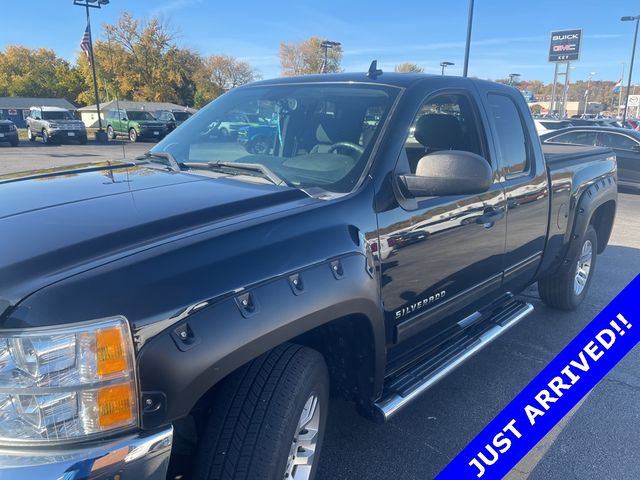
[404,93,486,173]
[486,94,530,176]
[597,132,639,150]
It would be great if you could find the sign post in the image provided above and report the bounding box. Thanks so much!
[548,29,582,117]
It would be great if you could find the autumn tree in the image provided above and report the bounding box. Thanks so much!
[0,45,84,102]
[394,63,424,73]
[193,54,259,107]
[279,37,342,76]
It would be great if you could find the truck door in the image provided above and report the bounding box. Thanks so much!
[377,91,506,345]
[481,90,549,292]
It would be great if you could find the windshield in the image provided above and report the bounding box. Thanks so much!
[151,84,397,194]
[42,110,73,120]
[127,110,156,121]
[173,111,191,121]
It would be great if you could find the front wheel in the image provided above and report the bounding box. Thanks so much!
[107,125,115,140]
[538,225,598,310]
[41,129,49,144]
[128,128,138,142]
[194,344,329,480]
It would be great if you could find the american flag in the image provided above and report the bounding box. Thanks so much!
[80,25,92,66]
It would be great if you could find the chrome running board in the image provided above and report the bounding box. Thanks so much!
[373,300,533,421]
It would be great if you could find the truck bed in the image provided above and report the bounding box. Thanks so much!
[543,143,613,165]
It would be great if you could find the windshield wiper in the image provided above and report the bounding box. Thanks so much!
[134,151,182,171]
[182,161,288,186]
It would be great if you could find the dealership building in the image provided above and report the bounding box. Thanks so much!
[0,97,78,128]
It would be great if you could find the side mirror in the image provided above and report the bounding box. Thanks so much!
[398,150,493,197]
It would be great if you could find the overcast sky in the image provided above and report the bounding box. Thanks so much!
[1,0,638,83]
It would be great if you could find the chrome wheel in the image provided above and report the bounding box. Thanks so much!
[284,394,320,480]
[574,239,593,295]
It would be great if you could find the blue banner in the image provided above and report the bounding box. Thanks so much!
[436,274,640,480]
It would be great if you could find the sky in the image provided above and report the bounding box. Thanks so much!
[1,0,639,84]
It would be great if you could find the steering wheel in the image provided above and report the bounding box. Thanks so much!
[327,142,364,157]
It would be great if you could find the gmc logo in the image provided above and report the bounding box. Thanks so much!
[553,45,577,52]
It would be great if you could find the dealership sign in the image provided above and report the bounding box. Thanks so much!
[548,29,582,62]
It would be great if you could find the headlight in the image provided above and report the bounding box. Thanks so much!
[0,317,138,445]
[48,123,60,129]
[9,124,16,131]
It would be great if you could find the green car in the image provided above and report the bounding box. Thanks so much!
[106,108,168,142]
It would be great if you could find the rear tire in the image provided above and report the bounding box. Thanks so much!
[27,126,35,142]
[194,343,329,480]
[107,125,115,140]
[538,225,598,310]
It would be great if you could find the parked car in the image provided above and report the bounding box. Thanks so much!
[214,111,265,139]
[0,112,19,147]
[26,106,87,144]
[237,122,277,154]
[534,118,572,135]
[154,110,193,132]
[106,108,168,142]
[541,125,639,189]
[0,72,617,480]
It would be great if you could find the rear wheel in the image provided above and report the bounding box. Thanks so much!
[250,136,270,155]
[27,126,35,142]
[107,125,115,140]
[194,343,329,480]
[128,128,138,142]
[538,225,597,310]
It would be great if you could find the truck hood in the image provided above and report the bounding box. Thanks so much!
[0,163,311,316]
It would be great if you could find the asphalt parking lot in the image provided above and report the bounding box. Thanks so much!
[0,143,637,479]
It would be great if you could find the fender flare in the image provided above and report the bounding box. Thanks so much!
[136,253,386,429]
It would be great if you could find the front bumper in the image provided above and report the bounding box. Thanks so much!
[0,131,18,143]
[49,129,87,140]
[0,425,173,480]
[139,128,166,139]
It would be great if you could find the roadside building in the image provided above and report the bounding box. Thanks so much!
[78,100,197,128]
[0,97,77,128]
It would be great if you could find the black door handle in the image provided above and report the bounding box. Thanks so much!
[476,208,505,225]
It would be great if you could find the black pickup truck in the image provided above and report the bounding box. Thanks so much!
[0,70,617,480]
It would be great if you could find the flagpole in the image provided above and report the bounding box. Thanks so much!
[619,63,625,117]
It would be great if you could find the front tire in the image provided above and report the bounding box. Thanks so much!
[128,128,138,142]
[42,129,49,144]
[194,344,329,480]
[107,125,115,140]
[538,225,598,310]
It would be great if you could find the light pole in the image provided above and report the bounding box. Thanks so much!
[583,71,596,116]
[440,61,454,75]
[508,73,521,86]
[74,0,109,143]
[621,15,640,127]
[463,0,475,77]
[320,40,341,74]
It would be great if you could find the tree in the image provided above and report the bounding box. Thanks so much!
[279,37,342,76]
[194,54,258,106]
[0,45,84,102]
[394,63,424,73]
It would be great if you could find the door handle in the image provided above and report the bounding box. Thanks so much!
[476,208,505,225]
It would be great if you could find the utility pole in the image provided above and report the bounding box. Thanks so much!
[621,15,640,126]
[440,61,454,75]
[463,0,474,77]
[583,72,596,116]
[320,40,341,74]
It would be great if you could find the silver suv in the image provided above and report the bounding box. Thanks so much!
[26,106,87,144]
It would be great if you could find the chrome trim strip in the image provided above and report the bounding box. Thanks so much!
[376,303,533,421]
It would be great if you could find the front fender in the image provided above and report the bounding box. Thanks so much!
[137,252,385,428]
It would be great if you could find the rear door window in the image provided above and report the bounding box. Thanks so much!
[486,94,530,176]
[546,131,598,146]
